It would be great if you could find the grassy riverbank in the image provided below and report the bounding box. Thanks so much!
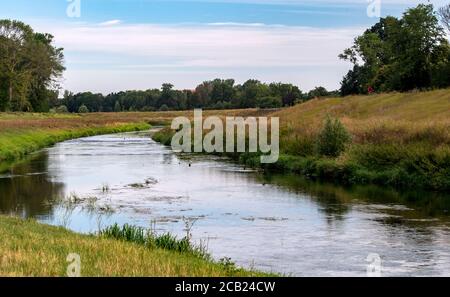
[0,110,269,172]
[153,89,450,191]
[0,216,267,276]
[0,113,152,172]
[0,111,274,276]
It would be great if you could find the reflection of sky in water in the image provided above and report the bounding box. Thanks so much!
[1,131,450,276]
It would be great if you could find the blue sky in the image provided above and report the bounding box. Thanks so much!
[0,0,446,93]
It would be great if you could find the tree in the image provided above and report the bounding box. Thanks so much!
[256,96,282,108]
[114,101,122,112]
[269,83,302,106]
[158,83,177,109]
[316,116,351,157]
[308,86,330,98]
[339,4,449,93]
[340,65,363,96]
[27,33,65,111]
[0,20,64,111]
[438,4,450,32]
[211,78,235,104]
[238,79,261,108]
[56,105,68,113]
[0,20,34,111]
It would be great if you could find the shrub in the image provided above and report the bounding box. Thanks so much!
[256,96,282,109]
[316,116,351,157]
[78,104,89,113]
[159,104,169,111]
[55,105,68,113]
[99,223,209,259]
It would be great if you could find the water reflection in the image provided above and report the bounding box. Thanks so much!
[0,155,65,219]
[261,174,450,224]
[0,131,449,276]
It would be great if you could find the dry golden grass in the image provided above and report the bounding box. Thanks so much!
[0,109,272,131]
[274,89,450,150]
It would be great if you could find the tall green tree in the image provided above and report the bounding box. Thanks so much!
[438,4,450,32]
[339,4,449,93]
[0,20,33,111]
[0,20,65,111]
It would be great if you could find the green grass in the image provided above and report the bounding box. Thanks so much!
[0,122,150,172]
[0,112,276,276]
[99,223,209,260]
[0,216,270,276]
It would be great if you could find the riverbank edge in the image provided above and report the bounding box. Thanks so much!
[0,215,271,276]
[0,124,273,276]
[152,128,450,192]
[0,122,151,172]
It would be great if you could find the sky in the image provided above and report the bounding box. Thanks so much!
[0,0,446,93]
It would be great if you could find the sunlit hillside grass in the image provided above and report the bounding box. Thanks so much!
[276,89,450,155]
[265,89,450,191]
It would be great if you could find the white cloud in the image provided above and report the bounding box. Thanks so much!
[49,22,361,67]
[99,20,123,26]
[31,21,362,92]
[205,22,286,27]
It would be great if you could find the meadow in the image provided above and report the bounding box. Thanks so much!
[271,89,450,191]
[1,89,449,276]
[153,89,450,191]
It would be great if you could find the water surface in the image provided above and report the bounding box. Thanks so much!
[1,131,450,276]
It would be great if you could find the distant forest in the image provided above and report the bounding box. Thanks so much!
[59,82,337,113]
[1,4,449,113]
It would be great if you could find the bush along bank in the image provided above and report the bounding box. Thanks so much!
[0,216,272,276]
[152,118,450,192]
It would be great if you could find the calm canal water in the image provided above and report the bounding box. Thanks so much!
[1,131,450,276]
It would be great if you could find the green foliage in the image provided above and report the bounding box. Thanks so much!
[339,4,450,94]
[0,20,65,112]
[0,122,151,166]
[159,104,169,111]
[55,105,68,113]
[256,96,282,108]
[0,215,270,276]
[152,128,175,146]
[58,79,306,113]
[316,117,351,157]
[78,104,89,113]
[438,4,450,32]
[308,86,333,98]
[99,223,209,259]
[114,101,122,112]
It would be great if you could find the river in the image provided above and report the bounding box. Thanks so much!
[1,130,450,276]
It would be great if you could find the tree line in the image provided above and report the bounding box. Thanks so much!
[58,82,338,113]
